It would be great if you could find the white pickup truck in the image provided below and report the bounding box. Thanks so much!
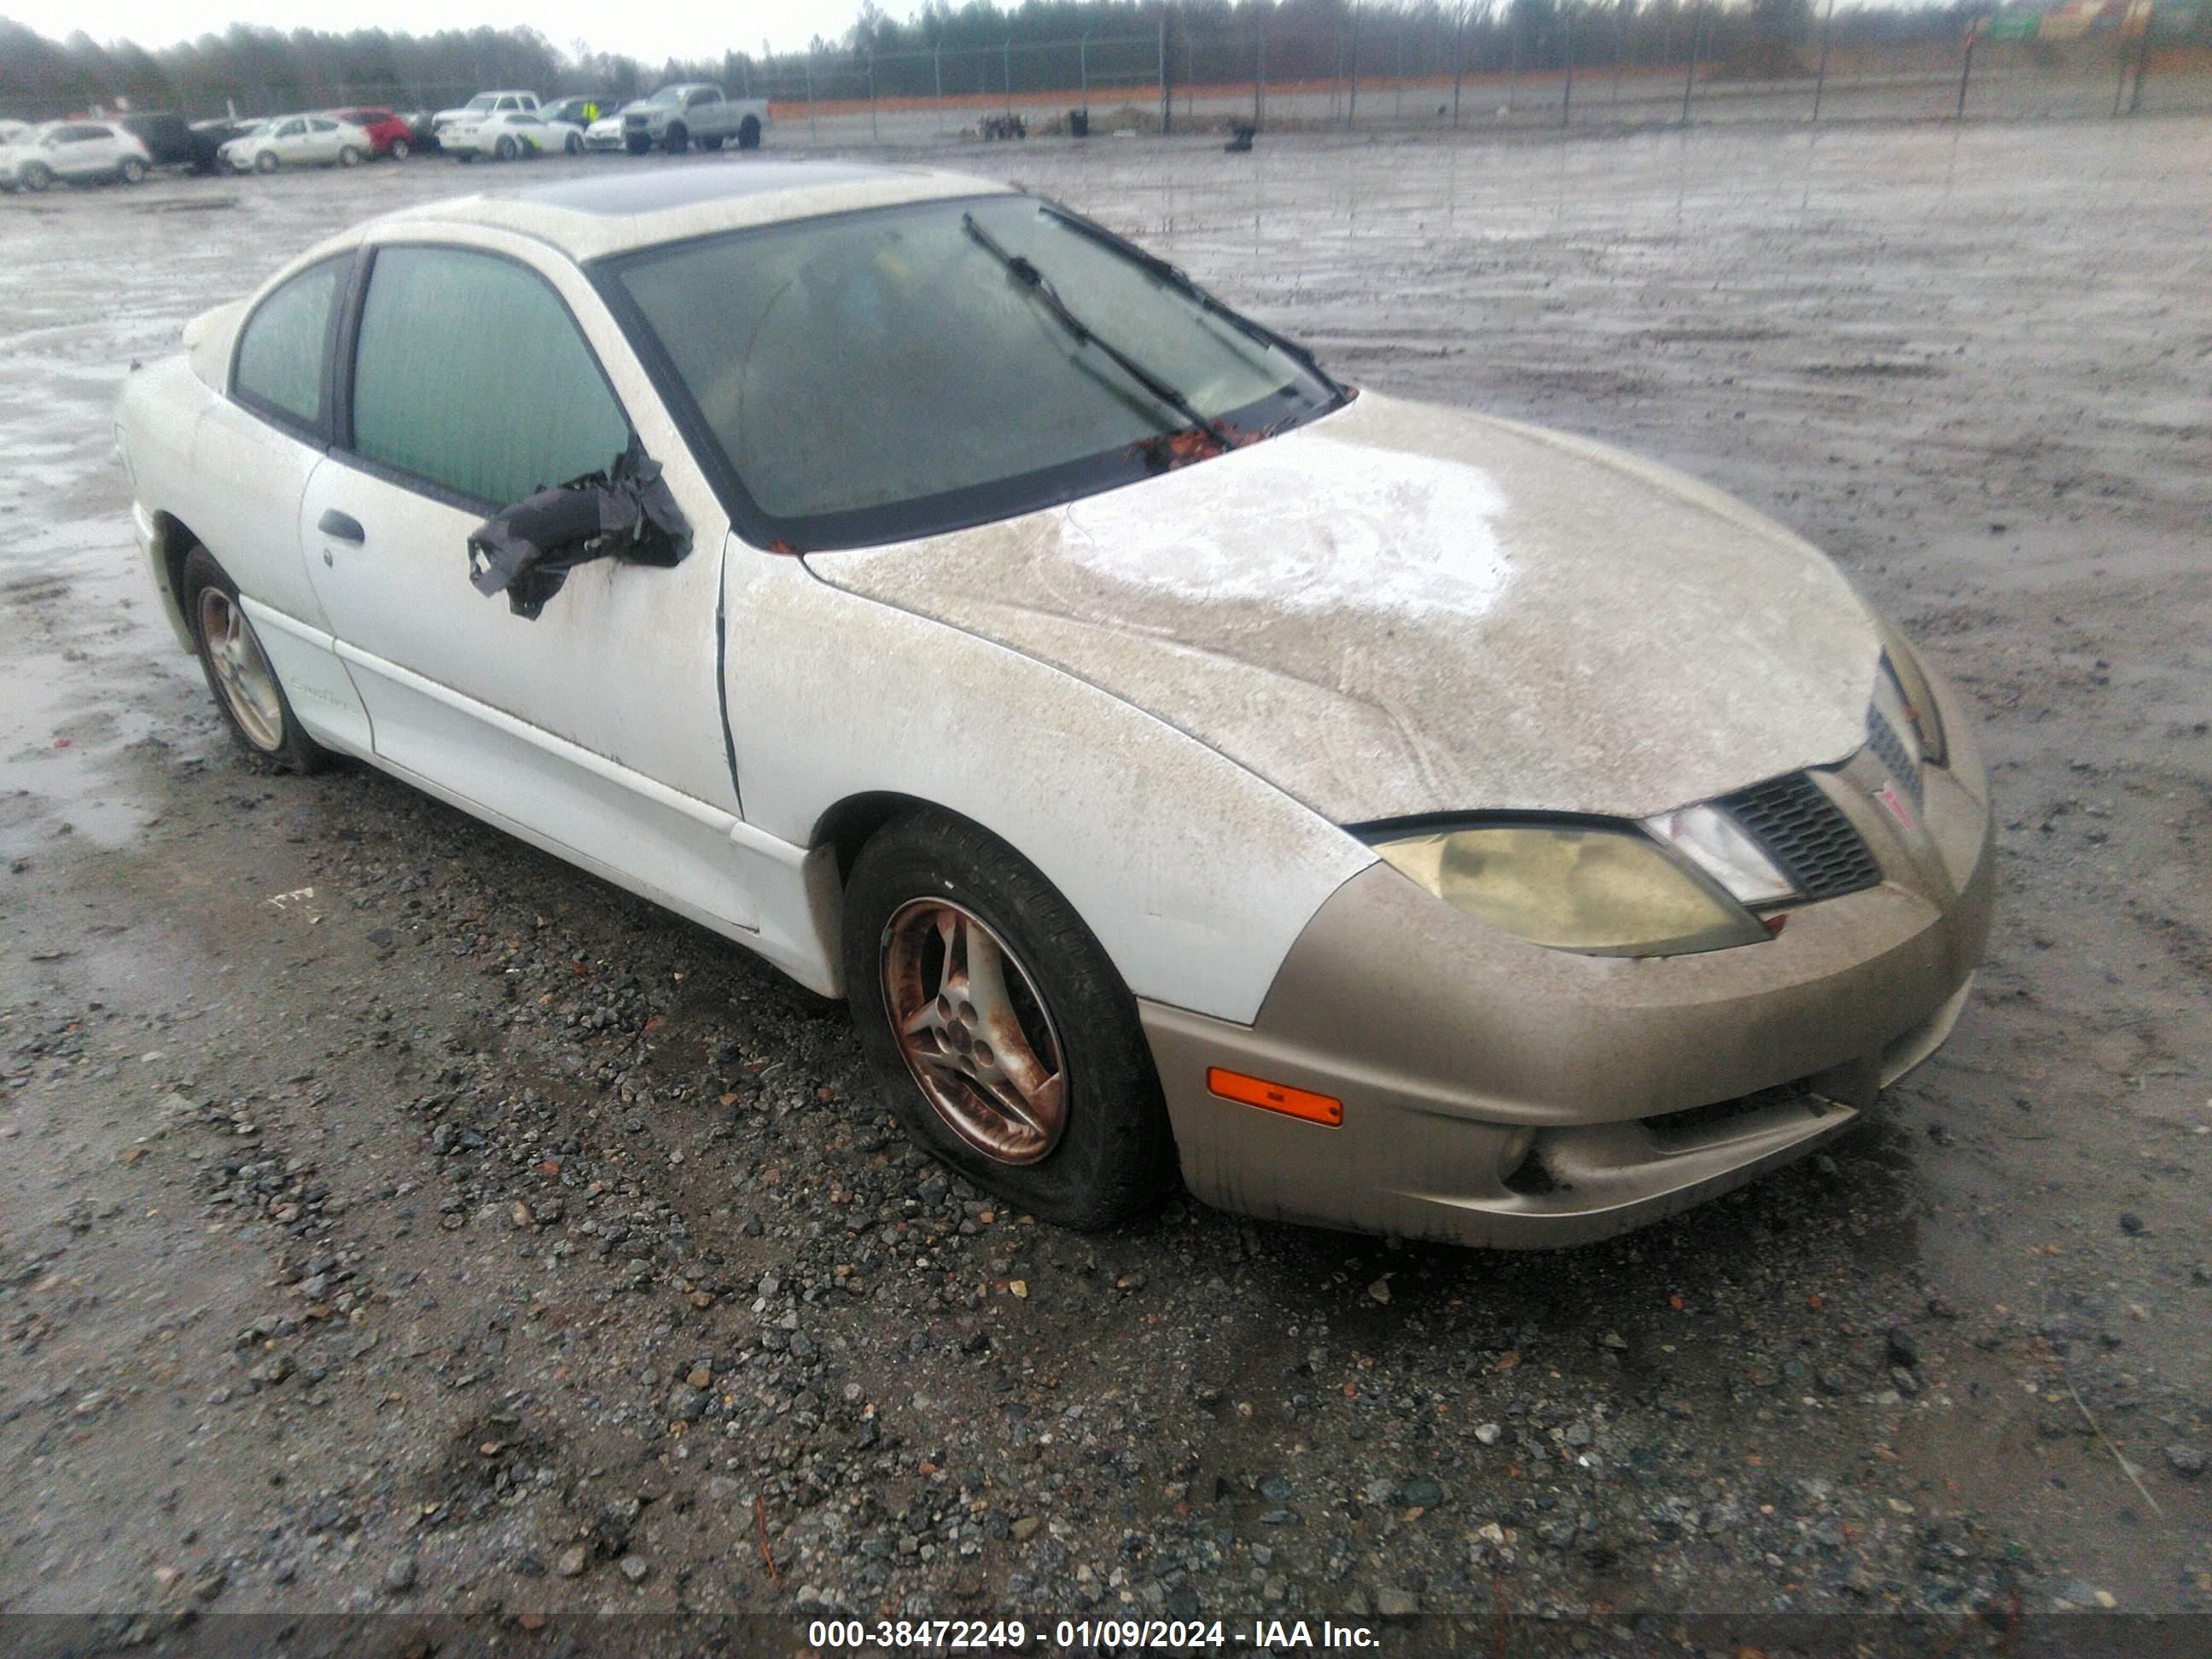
[585,84,767,155]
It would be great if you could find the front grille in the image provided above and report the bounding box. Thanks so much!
[1720,771,1882,903]
[1865,706,1924,808]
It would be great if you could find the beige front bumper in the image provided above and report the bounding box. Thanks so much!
[1140,686,1994,1249]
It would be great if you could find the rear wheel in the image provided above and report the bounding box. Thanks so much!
[20,162,51,192]
[182,549,330,773]
[738,114,762,150]
[494,135,517,161]
[662,122,688,154]
[389,137,410,160]
[843,810,1174,1229]
[338,144,363,167]
[119,156,148,183]
[564,131,583,154]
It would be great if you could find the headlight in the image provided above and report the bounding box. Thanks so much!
[1871,614,1947,767]
[1371,821,1770,957]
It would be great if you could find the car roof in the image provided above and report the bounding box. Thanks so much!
[376,160,1016,263]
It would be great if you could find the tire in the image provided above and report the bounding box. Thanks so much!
[738,115,761,150]
[338,144,363,167]
[182,548,330,774]
[564,131,583,154]
[842,809,1174,1230]
[20,162,50,193]
[456,152,475,165]
[626,132,651,155]
[494,136,517,161]
[119,156,148,183]
[389,137,410,160]
[253,151,277,173]
[700,134,723,151]
[662,123,688,154]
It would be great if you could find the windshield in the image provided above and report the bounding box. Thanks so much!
[465,95,497,112]
[647,87,687,106]
[604,194,1342,550]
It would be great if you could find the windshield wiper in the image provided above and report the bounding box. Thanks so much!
[1035,202,1340,390]
[961,212,1225,442]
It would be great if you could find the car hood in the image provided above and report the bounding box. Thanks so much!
[803,392,1883,825]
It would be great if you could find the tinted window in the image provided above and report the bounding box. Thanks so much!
[351,246,631,508]
[234,258,341,429]
[311,119,337,133]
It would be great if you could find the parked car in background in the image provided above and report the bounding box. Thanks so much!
[588,83,765,154]
[331,108,416,159]
[442,109,585,161]
[221,114,373,173]
[117,112,195,171]
[431,90,538,142]
[188,118,252,173]
[113,164,1989,1248]
[538,96,604,129]
[0,120,152,191]
[0,119,28,147]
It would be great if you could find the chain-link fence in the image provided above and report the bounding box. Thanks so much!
[733,19,2209,150]
[38,13,2211,140]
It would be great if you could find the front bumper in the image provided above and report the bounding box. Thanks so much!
[1143,669,1994,1249]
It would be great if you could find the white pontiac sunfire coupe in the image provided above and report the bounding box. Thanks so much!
[113,163,1993,1247]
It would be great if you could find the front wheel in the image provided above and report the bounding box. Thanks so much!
[338,144,362,167]
[494,136,517,161]
[183,549,330,773]
[20,162,51,192]
[389,137,410,160]
[119,156,148,183]
[662,123,688,154]
[843,810,1174,1229]
[253,151,277,173]
[564,131,583,154]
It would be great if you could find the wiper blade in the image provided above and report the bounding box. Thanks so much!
[1036,201,1340,389]
[961,212,1221,440]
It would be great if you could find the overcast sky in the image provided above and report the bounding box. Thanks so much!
[5,0,889,62]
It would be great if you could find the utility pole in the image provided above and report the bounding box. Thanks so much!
[1562,3,1575,127]
[1452,2,1465,127]
[1813,0,1835,119]
[1255,14,1266,127]
[1003,38,1012,117]
[1348,2,1360,127]
[1080,35,1089,114]
[1160,15,1171,133]
[1680,4,1702,126]
[868,51,878,142]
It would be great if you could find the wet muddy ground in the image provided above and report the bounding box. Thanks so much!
[2,121,2208,1646]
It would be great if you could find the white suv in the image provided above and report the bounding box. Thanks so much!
[0,121,153,192]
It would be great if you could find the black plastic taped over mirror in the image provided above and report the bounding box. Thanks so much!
[466,440,690,620]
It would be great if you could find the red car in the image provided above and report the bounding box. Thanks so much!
[331,108,415,159]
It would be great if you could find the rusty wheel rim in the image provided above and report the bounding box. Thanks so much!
[197,587,285,752]
[881,898,1067,1166]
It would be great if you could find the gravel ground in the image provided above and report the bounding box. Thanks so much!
[1,119,2208,1654]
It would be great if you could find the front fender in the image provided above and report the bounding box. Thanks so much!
[726,548,1376,1024]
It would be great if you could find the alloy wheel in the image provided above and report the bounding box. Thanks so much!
[880,897,1068,1165]
[196,587,285,752]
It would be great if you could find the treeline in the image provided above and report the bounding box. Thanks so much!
[0,1,2184,121]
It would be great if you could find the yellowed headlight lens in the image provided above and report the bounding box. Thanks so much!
[1374,824,1768,956]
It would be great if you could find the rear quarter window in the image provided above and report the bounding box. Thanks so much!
[233,257,344,433]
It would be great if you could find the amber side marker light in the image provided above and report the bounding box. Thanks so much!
[1207,1067,1344,1126]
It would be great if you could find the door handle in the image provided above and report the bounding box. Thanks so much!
[317,509,365,544]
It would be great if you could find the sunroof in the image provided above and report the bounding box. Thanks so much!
[512,160,907,218]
